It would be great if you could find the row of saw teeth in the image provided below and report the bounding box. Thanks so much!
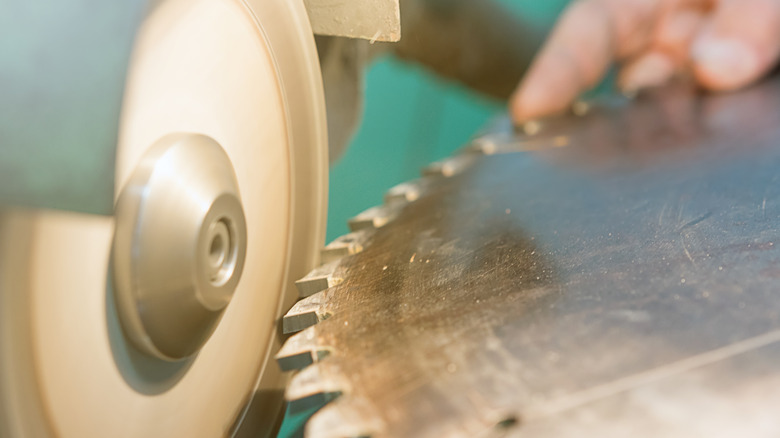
[463,97,620,155]
[275,145,488,437]
[277,108,593,433]
[276,101,611,435]
[281,143,487,338]
[519,93,641,137]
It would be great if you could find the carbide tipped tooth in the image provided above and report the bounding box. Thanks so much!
[422,154,476,178]
[306,399,380,438]
[464,137,499,155]
[286,364,345,413]
[283,292,331,334]
[347,202,403,232]
[276,327,330,371]
[295,260,343,298]
[572,100,590,116]
[321,230,369,264]
[520,120,542,136]
[384,179,426,204]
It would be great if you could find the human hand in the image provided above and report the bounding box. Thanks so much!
[510,0,780,123]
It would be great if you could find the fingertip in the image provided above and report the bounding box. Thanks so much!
[510,81,575,124]
[618,51,677,93]
[691,36,763,90]
[510,52,582,123]
[510,83,543,124]
[510,0,620,124]
[509,88,530,125]
[690,0,780,90]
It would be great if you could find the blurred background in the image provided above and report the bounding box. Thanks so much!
[325,0,570,242]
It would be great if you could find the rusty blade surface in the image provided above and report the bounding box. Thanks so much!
[288,77,780,438]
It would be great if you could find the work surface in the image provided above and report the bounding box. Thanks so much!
[280,77,780,437]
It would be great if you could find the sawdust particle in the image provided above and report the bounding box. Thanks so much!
[410,253,416,263]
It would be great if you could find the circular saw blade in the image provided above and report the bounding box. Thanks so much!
[0,0,327,436]
[278,79,780,437]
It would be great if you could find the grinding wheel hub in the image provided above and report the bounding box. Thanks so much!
[0,0,327,436]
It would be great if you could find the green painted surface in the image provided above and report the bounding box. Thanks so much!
[277,404,322,438]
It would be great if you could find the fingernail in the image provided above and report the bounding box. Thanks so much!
[692,36,760,87]
[511,86,543,123]
[619,53,675,93]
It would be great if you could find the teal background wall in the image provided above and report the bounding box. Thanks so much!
[325,0,571,242]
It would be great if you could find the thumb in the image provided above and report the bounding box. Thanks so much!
[691,0,780,90]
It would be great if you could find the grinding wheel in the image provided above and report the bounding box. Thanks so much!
[0,0,327,436]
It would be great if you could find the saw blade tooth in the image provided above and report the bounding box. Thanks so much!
[321,229,370,265]
[571,99,591,116]
[520,119,542,136]
[422,153,476,178]
[305,399,381,438]
[463,136,500,155]
[275,327,331,371]
[283,292,331,334]
[385,179,425,204]
[295,260,344,298]
[347,201,404,232]
[384,178,431,204]
[286,363,346,413]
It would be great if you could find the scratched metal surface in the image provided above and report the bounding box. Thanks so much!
[293,77,780,437]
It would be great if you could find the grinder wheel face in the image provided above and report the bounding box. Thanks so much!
[0,0,327,437]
